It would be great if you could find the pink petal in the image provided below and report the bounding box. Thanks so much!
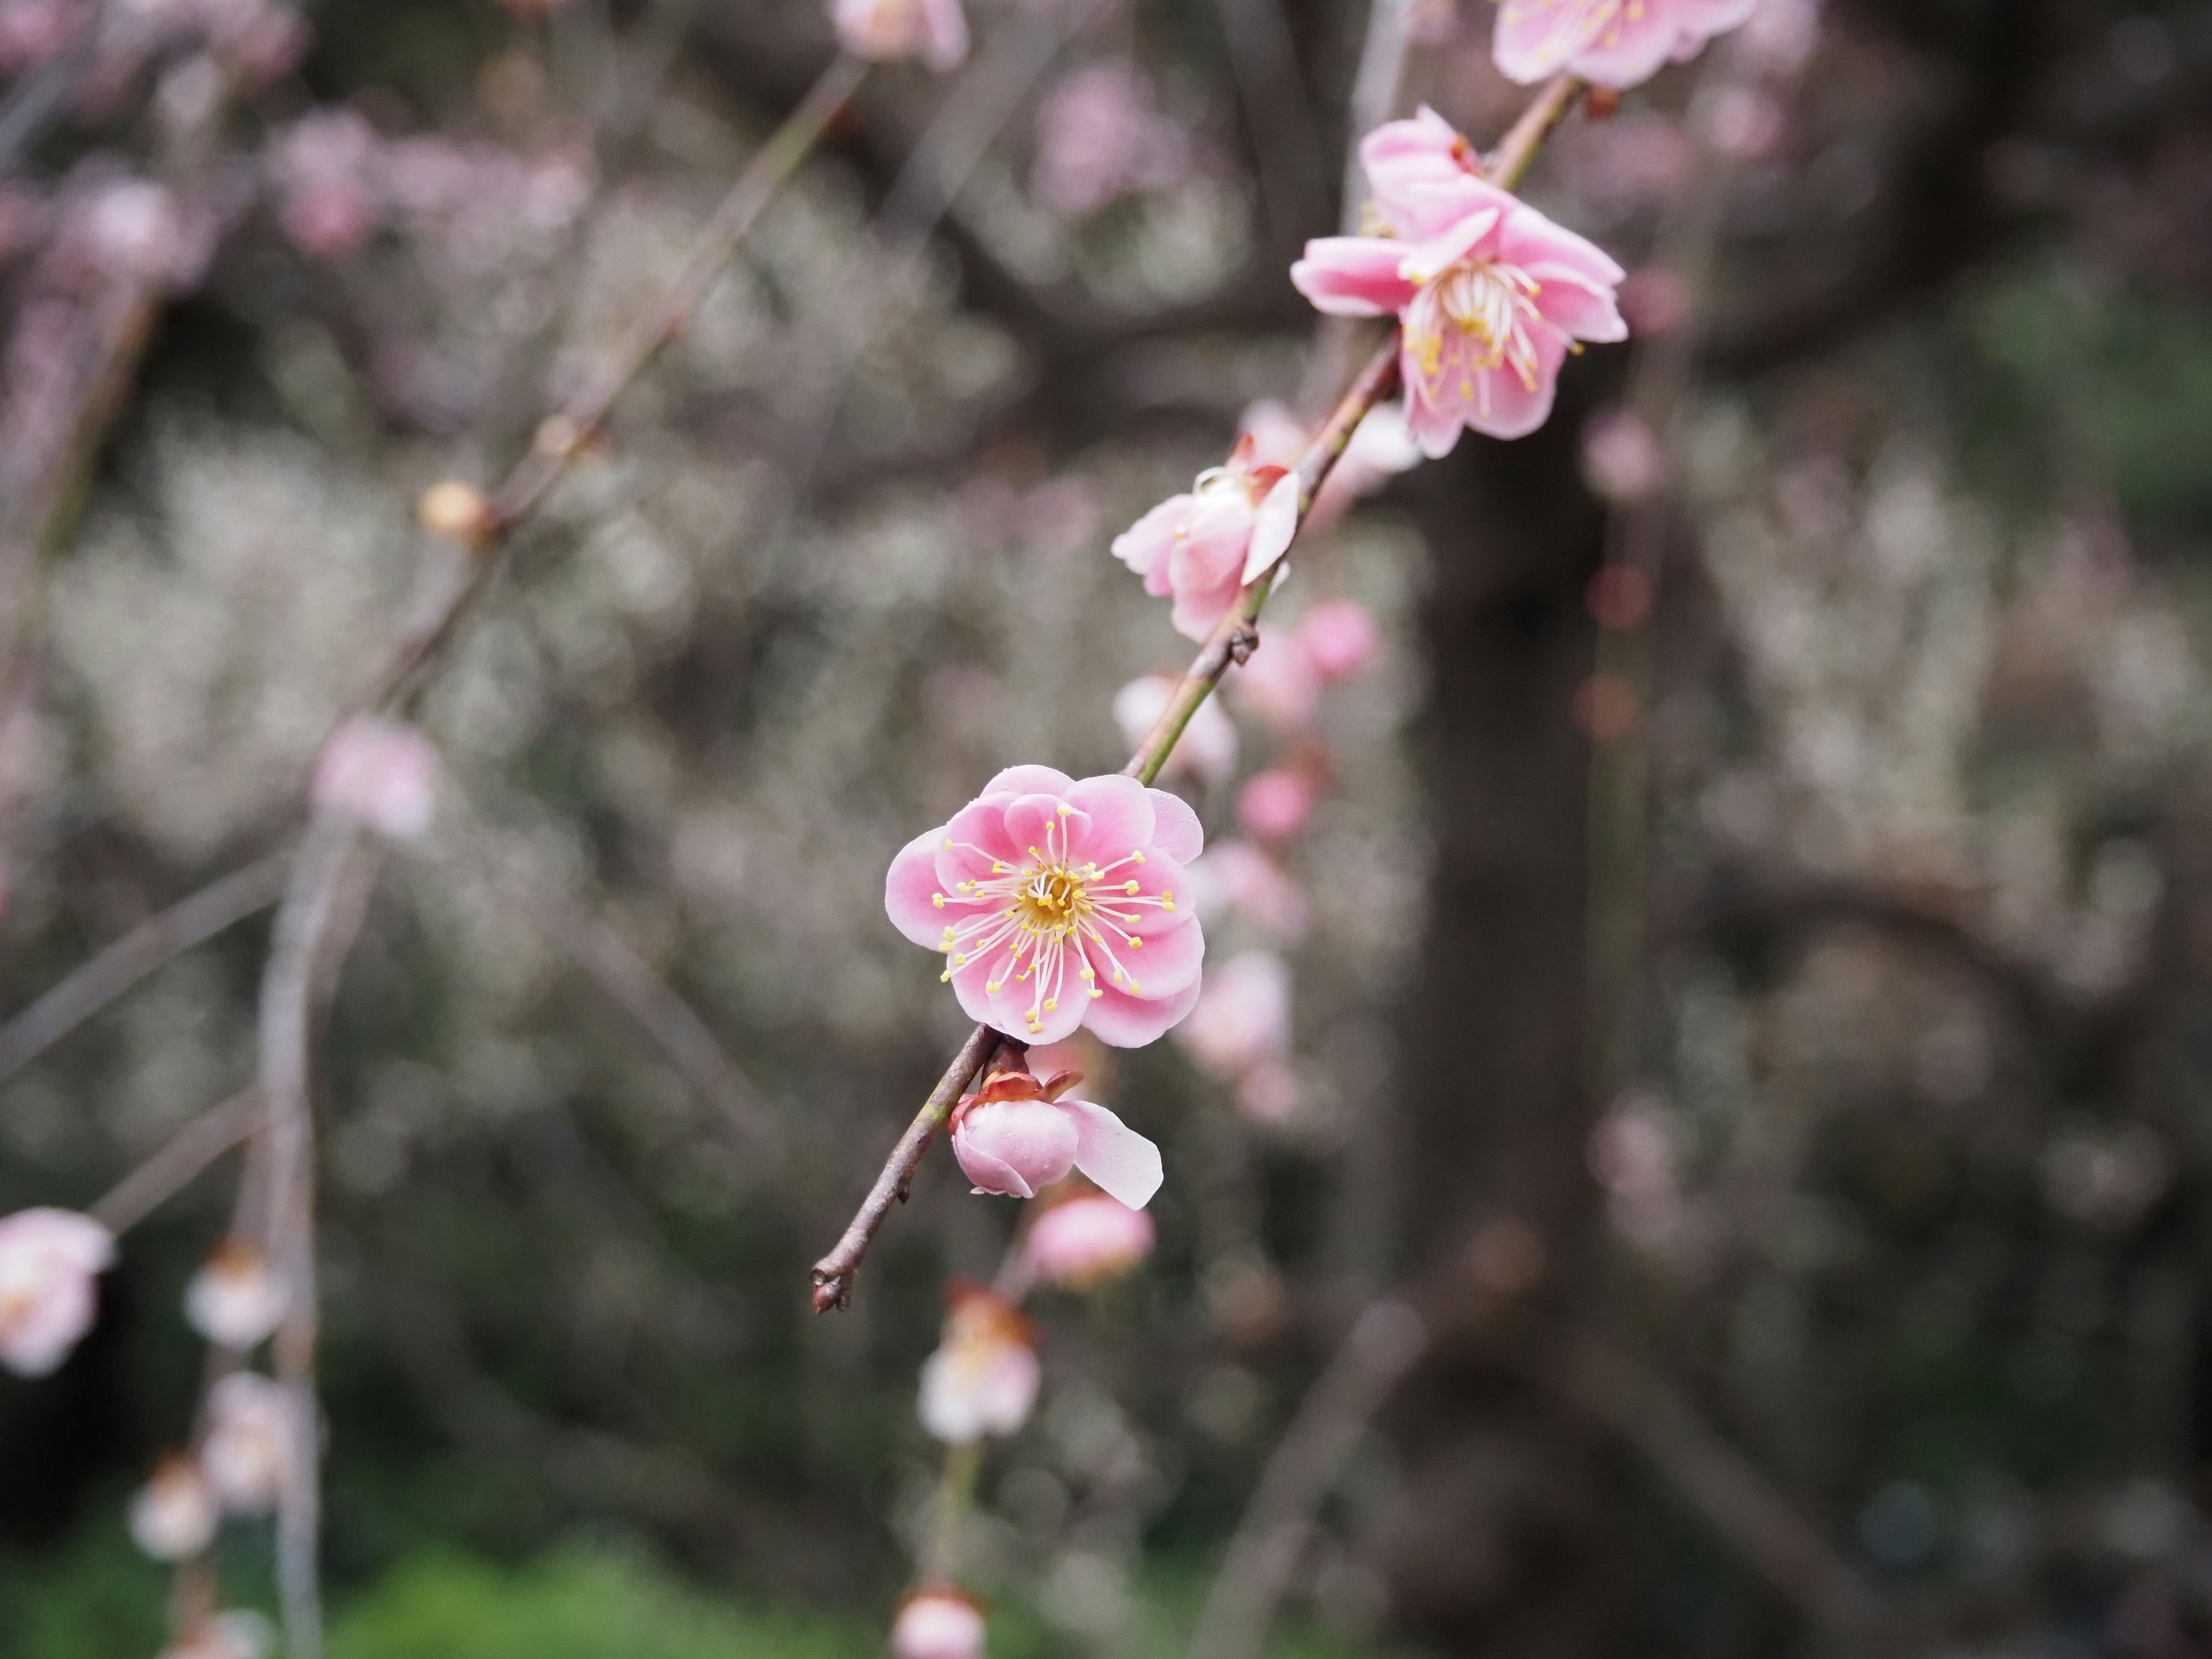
[1093,850,1196,940]
[1083,972,1204,1048]
[1401,369,1467,459]
[935,796,1022,889]
[1169,570,1245,643]
[1145,789,1204,863]
[1164,493,1254,593]
[1502,206,1627,290]
[1564,6,1686,87]
[1062,1100,1165,1210]
[1088,907,1203,991]
[1528,266,1628,343]
[1493,0,1607,84]
[983,764,1075,797]
[1063,774,1156,858]
[1109,495,1188,579]
[1396,206,1501,286]
[918,0,968,69]
[1290,237,1418,319]
[953,1133,1036,1199]
[1241,469,1303,584]
[1002,794,1084,866]
[886,828,955,946]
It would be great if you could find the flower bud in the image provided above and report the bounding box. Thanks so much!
[130,1455,218,1560]
[312,717,439,840]
[1297,599,1378,681]
[917,1288,1039,1445]
[201,1373,294,1513]
[892,1588,987,1659]
[416,479,494,544]
[184,1238,287,1351]
[1236,769,1315,843]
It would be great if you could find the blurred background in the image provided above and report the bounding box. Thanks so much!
[3,0,2212,1654]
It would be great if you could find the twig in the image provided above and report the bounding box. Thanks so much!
[810,1024,1007,1312]
[1486,71,1582,191]
[1188,1299,1429,1659]
[810,331,1404,1313]
[88,1088,257,1236]
[0,854,289,1089]
[345,51,868,719]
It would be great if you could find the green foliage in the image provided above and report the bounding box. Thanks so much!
[0,1524,167,1659]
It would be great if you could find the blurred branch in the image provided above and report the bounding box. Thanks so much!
[1206,0,1330,246]
[0,853,289,1089]
[88,1087,256,1235]
[1485,73,1582,191]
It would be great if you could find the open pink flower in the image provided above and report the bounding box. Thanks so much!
[918,1285,1039,1444]
[1024,1190,1156,1289]
[0,1207,113,1377]
[1291,108,1626,454]
[831,0,967,70]
[1493,0,1756,89]
[885,765,1206,1047]
[949,1063,1163,1209]
[1111,436,1300,641]
[893,1588,988,1659]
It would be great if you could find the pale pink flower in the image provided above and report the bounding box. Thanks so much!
[1237,769,1316,842]
[892,1588,987,1659]
[1580,405,1665,502]
[1032,62,1189,218]
[1112,676,1238,786]
[885,766,1206,1047]
[201,1373,293,1513]
[1298,598,1378,681]
[918,1287,1040,1444]
[1190,841,1309,942]
[184,1238,287,1351]
[0,1207,113,1377]
[1291,108,1627,454]
[948,1063,1163,1209]
[1236,1059,1300,1124]
[1493,0,1757,90]
[266,110,381,260]
[1024,1192,1155,1289]
[1173,950,1291,1080]
[1226,627,1321,731]
[1238,399,1309,471]
[129,1455,218,1560]
[831,0,967,70]
[313,717,439,839]
[1111,436,1300,641]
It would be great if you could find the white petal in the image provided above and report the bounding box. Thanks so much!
[1241,471,1304,584]
[1063,1100,1165,1210]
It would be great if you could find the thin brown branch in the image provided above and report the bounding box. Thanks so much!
[0,854,289,1089]
[88,1088,257,1236]
[1486,71,1582,191]
[810,1023,1007,1312]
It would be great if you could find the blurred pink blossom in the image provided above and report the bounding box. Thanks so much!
[1112,435,1299,641]
[74,178,182,286]
[1236,1058,1300,1124]
[1024,1192,1156,1288]
[1580,406,1666,502]
[1617,266,1691,336]
[1174,949,1291,1080]
[313,717,439,839]
[1033,62,1190,218]
[832,0,967,70]
[201,1372,292,1512]
[949,1065,1162,1208]
[0,0,79,71]
[267,110,380,259]
[892,1588,988,1659]
[1113,676,1238,786]
[1226,626,1321,730]
[184,1238,286,1351]
[1190,840,1310,941]
[917,1287,1039,1444]
[1294,108,1626,453]
[1020,475,1104,558]
[129,1455,218,1560]
[0,1207,113,1376]
[1493,0,1756,90]
[1238,399,1308,471]
[1696,84,1786,160]
[1737,0,1821,74]
[1237,768,1316,842]
[1298,598,1378,681]
[885,766,1205,1047]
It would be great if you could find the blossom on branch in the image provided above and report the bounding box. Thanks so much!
[949,1063,1163,1210]
[885,766,1206,1047]
[892,1588,988,1659]
[1292,108,1626,453]
[832,0,967,70]
[313,716,440,839]
[1024,1190,1156,1289]
[184,1237,287,1351]
[1111,437,1300,641]
[918,1285,1040,1444]
[129,1455,218,1560]
[1493,0,1757,90]
[0,1207,113,1377]
[1299,598,1380,681]
[201,1372,295,1513]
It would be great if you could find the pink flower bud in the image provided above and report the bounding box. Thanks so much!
[1111,437,1295,641]
[1175,950,1291,1080]
[917,1288,1039,1444]
[130,1455,218,1561]
[0,1207,113,1377]
[201,1373,293,1513]
[892,1588,987,1659]
[313,717,439,839]
[949,1068,1164,1210]
[184,1238,287,1351]
[831,0,968,70]
[1024,1194,1155,1289]
[1297,599,1378,681]
[1236,770,1315,843]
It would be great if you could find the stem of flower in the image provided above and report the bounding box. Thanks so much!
[1486,71,1582,192]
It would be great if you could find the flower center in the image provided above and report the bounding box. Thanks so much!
[1020,865,1089,931]
[1408,257,1547,397]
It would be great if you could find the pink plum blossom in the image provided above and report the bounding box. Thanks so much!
[184,1237,287,1351]
[313,717,439,839]
[200,1373,293,1513]
[1033,62,1189,218]
[1493,0,1758,90]
[948,1064,1163,1210]
[1112,676,1237,786]
[1580,405,1666,502]
[1024,1191,1156,1289]
[1240,399,1419,533]
[885,766,1206,1047]
[1291,108,1627,454]
[1236,1059,1300,1124]
[892,1588,988,1659]
[1226,627,1321,731]
[831,0,967,70]
[129,1455,218,1561]
[266,111,380,260]
[1298,598,1378,681]
[0,1207,113,1377]
[1190,840,1310,941]
[1173,950,1291,1080]
[918,1286,1040,1444]
[1237,769,1316,842]
[1111,436,1300,641]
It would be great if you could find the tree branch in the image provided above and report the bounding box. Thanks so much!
[89,1088,257,1236]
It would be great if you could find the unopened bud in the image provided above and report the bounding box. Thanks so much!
[416,480,494,544]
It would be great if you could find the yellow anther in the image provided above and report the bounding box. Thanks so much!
[1128,936,1143,949]
[1131,852,1145,863]
[953,953,968,967]
[940,970,952,982]
[1125,881,1139,895]
[1044,999,1058,1012]
[1080,964,1095,980]
[933,893,946,908]
[1088,988,1103,999]
[1055,804,1071,815]
[942,927,956,943]
[986,980,1002,994]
